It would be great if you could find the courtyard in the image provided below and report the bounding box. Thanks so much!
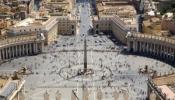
[0,1,174,100]
[0,34,174,100]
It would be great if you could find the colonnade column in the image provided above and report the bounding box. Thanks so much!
[26,44,28,55]
[170,48,173,60]
[0,50,1,61]
[143,42,145,53]
[135,41,138,52]
[34,43,38,54]
[19,45,22,56]
[168,47,170,59]
[22,44,25,56]
[165,46,168,59]
[161,45,163,58]
[12,47,15,58]
[29,43,32,55]
[146,43,149,54]
[5,48,8,59]
[15,45,18,57]
[9,47,11,59]
[1,49,4,60]
[127,40,131,52]
[133,41,137,52]
[138,42,141,53]
[40,42,44,53]
[162,45,164,58]
[174,49,175,61]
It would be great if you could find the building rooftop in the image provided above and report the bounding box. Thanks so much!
[13,17,48,27]
[0,77,25,100]
[148,72,175,100]
[96,0,136,16]
[130,33,175,45]
[96,0,136,28]
[158,85,175,99]
[43,0,72,16]
[0,78,8,89]
[0,81,17,98]
[0,34,45,48]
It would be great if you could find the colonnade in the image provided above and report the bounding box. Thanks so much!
[0,42,43,62]
[127,34,175,63]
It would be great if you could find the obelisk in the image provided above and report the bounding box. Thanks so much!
[84,36,87,73]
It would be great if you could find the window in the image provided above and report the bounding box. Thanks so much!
[71,25,74,29]
[96,24,99,29]
[72,31,74,34]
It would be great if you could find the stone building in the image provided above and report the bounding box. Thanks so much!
[0,19,12,30]
[0,33,45,62]
[57,16,77,35]
[96,0,135,16]
[147,72,175,100]
[0,77,25,100]
[0,15,77,62]
[7,16,77,44]
[43,0,75,16]
[7,17,58,43]
[126,33,175,63]
[96,0,136,26]
[0,0,33,20]
[92,0,137,44]
[161,19,175,34]
[93,15,131,44]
